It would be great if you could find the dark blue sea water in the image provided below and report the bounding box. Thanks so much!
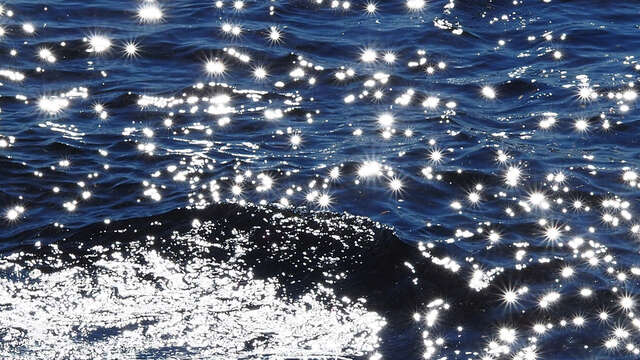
[1,0,640,358]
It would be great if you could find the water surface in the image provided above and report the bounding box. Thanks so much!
[1,1,640,359]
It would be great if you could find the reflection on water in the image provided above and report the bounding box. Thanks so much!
[0,0,640,358]
[0,219,384,358]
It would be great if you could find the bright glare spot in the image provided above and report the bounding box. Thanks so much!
[123,41,140,58]
[267,26,282,44]
[528,191,550,210]
[572,316,585,327]
[561,267,574,278]
[482,86,496,99]
[329,167,341,180]
[505,166,521,187]
[574,119,589,132]
[38,48,56,63]
[318,193,332,208]
[361,48,377,63]
[428,148,444,164]
[577,86,597,102]
[6,206,24,221]
[358,161,382,178]
[502,290,519,305]
[137,2,164,23]
[422,96,440,109]
[498,327,516,344]
[467,191,480,204]
[389,177,403,193]
[253,66,268,80]
[205,60,226,76]
[580,288,592,297]
[383,52,396,64]
[620,295,634,310]
[38,96,69,115]
[543,224,562,243]
[233,0,245,11]
[539,116,557,129]
[365,2,378,14]
[290,134,302,147]
[378,113,394,127]
[23,23,35,34]
[406,0,426,11]
[88,34,112,53]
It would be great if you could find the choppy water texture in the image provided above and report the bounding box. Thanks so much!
[1,0,640,359]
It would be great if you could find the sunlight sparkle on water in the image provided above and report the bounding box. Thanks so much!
[5,206,24,221]
[505,166,521,187]
[389,177,403,193]
[22,22,35,34]
[137,2,164,23]
[317,192,332,208]
[361,48,377,63]
[377,113,394,128]
[428,148,444,164]
[406,0,426,11]
[481,86,496,99]
[205,59,226,76]
[358,161,382,178]
[267,26,283,44]
[383,52,397,64]
[574,118,589,132]
[253,66,268,80]
[38,48,56,63]
[423,96,440,109]
[3,1,640,358]
[87,34,112,53]
[123,41,140,58]
[38,96,69,115]
[364,2,378,14]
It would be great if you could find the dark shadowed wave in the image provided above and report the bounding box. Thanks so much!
[1,203,636,359]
